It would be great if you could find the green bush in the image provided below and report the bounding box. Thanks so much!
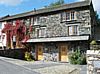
[24,52,33,61]
[69,49,86,65]
[90,40,97,45]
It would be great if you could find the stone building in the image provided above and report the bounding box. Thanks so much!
[0,0,96,62]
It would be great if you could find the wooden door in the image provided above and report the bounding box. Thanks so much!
[37,45,43,60]
[59,44,68,62]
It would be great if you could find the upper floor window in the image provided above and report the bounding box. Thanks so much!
[39,17,47,24]
[66,12,70,20]
[13,21,16,26]
[71,12,75,20]
[61,11,76,22]
[68,25,78,36]
[25,18,31,26]
[34,17,40,25]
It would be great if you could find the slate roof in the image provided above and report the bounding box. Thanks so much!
[0,0,91,21]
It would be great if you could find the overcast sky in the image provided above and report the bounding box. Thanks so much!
[0,0,99,17]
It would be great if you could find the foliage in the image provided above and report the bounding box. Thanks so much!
[90,40,100,50]
[24,52,33,61]
[69,49,86,65]
[95,11,100,26]
[14,51,19,59]
[90,40,97,45]
[47,0,64,8]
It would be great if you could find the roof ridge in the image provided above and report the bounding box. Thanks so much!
[0,0,91,21]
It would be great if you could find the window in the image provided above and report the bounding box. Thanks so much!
[66,12,70,20]
[71,12,75,20]
[13,21,16,26]
[25,18,31,26]
[68,25,78,36]
[73,26,78,35]
[34,17,40,25]
[39,17,47,23]
[37,27,46,37]
[61,11,76,21]
[68,26,73,35]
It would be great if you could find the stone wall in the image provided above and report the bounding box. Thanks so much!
[0,48,27,60]
[87,50,100,74]
[30,9,91,38]
[42,43,59,61]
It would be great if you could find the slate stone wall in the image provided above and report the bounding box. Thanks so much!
[30,9,91,38]
[87,50,100,74]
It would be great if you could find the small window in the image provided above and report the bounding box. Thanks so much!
[68,25,78,36]
[66,12,70,20]
[68,26,73,35]
[37,27,46,37]
[34,17,40,25]
[73,25,78,35]
[61,11,76,22]
[71,12,75,20]
[13,21,16,26]
[25,18,31,26]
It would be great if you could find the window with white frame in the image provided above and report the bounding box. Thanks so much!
[66,12,70,21]
[36,27,46,37]
[71,11,75,20]
[13,21,16,26]
[34,17,40,25]
[25,18,31,26]
[61,11,76,21]
[68,26,73,35]
[68,25,78,36]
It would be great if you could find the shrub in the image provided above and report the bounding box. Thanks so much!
[24,52,33,61]
[90,40,97,45]
[69,49,86,65]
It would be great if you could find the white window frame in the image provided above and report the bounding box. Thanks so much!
[36,27,46,38]
[34,17,40,25]
[68,25,79,36]
[61,11,77,22]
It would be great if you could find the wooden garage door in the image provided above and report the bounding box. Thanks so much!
[36,45,43,60]
[59,44,68,62]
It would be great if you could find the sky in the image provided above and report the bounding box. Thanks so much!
[0,0,100,17]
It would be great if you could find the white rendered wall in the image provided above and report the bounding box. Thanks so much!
[0,22,6,48]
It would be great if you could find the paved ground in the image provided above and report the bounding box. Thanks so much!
[0,56,87,74]
[0,59,40,74]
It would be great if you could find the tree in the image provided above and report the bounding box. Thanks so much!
[95,11,100,26]
[48,0,64,8]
